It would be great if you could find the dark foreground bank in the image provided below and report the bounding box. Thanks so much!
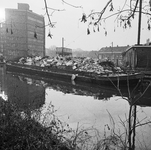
[0,98,74,150]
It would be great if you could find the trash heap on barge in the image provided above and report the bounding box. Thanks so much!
[17,56,123,74]
[6,56,144,87]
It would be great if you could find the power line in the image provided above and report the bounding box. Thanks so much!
[65,31,86,47]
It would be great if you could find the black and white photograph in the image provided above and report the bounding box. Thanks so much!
[0,0,151,149]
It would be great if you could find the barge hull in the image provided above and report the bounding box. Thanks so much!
[6,63,143,87]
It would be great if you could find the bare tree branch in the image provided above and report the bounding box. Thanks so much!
[114,0,128,22]
[43,0,54,28]
[102,9,151,20]
[87,0,112,25]
[45,7,65,16]
[121,0,139,20]
[62,0,82,9]
[135,121,151,128]
[81,0,151,34]
[47,7,65,12]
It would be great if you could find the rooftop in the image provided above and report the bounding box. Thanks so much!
[99,46,130,53]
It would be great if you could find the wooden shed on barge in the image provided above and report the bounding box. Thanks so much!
[122,45,151,77]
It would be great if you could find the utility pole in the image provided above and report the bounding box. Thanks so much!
[137,0,142,45]
[111,42,113,61]
[62,37,64,57]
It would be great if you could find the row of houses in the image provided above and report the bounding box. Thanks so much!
[99,44,151,76]
[99,45,130,66]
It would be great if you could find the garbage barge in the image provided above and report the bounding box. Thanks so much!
[6,61,144,88]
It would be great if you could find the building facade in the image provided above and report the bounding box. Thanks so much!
[56,47,72,56]
[99,46,130,66]
[0,3,45,61]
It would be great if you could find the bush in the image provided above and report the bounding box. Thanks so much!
[0,99,72,150]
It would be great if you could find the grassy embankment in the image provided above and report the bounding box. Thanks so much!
[0,98,75,150]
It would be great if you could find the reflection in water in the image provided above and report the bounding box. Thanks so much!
[131,81,151,107]
[0,91,8,101]
[4,71,151,109]
[7,72,151,107]
[2,68,151,149]
[4,73,45,112]
[0,65,8,101]
[6,72,133,101]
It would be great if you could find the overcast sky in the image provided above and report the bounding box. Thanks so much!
[0,0,151,50]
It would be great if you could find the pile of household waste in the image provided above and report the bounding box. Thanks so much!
[17,56,123,75]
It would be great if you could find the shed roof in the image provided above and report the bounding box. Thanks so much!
[123,44,151,54]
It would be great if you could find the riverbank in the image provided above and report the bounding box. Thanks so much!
[0,98,74,150]
[0,96,130,150]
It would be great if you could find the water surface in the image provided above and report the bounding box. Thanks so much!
[1,66,151,149]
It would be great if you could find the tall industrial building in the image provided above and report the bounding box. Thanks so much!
[0,3,45,61]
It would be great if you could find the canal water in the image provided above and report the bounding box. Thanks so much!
[1,65,151,149]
